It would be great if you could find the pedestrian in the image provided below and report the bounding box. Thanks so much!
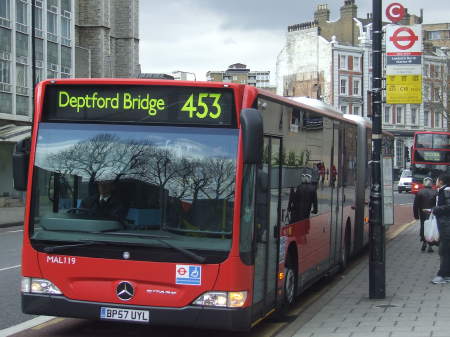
[413,177,437,252]
[431,174,450,284]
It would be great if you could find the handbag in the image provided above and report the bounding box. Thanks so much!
[424,212,440,243]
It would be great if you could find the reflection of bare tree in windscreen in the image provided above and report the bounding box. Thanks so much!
[47,134,151,185]
[201,158,235,200]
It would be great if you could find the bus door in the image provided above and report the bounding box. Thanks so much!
[329,121,341,266]
[253,136,281,318]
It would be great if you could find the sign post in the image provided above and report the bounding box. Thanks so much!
[369,0,385,299]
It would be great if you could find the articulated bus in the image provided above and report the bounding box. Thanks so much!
[14,79,384,331]
[411,131,450,193]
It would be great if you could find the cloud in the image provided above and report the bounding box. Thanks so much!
[139,0,450,83]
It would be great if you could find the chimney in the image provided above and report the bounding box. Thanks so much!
[314,4,330,23]
[340,0,357,20]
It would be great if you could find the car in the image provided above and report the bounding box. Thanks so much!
[397,169,412,193]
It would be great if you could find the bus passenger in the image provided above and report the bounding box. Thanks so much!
[80,180,128,222]
[413,177,437,252]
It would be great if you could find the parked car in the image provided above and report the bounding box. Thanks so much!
[397,169,412,193]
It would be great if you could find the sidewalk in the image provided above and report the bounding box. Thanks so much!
[280,220,449,337]
[0,206,24,228]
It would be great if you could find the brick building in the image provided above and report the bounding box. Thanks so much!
[207,63,273,90]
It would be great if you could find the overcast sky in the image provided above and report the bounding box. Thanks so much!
[139,1,450,82]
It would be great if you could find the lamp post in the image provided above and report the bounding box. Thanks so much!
[369,0,386,299]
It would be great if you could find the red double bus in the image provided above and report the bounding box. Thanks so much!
[411,131,450,193]
[14,79,379,330]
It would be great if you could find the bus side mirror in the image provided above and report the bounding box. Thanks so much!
[240,109,263,165]
[13,138,31,191]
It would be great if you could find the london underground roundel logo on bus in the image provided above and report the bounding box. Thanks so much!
[386,3,405,23]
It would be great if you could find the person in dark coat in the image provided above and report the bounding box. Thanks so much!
[80,180,128,222]
[295,174,318,221]
[413,177,437,252]
[431,174,450,284]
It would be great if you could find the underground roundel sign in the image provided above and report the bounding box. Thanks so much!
[386,24,422,54]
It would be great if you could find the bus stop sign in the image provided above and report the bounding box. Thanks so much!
[389,27,419,50]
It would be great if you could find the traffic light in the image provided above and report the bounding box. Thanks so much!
[405,146,410,162]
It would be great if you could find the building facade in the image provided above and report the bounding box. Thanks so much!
[276,1,448,176]
[75,0,140,78]
[0,0,140,201]
[207,63,273,90]
[0,0,75,199]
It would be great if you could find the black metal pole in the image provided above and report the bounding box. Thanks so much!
[31,0,36,124]
[369,0,385,299]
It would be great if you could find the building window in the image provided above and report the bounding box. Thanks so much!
[15,0,27,25]
[424,64,429,77]
[47,41,58,65]
[0,58,9,83]
[395,140,403,168]
[16,62,26,87]
[353,106,360,115]
[384,106,390,124]
[435,112,441,128]
[33,5,42,30]
[429,31,441,40]
[61,45,71,70]
[353,56,360,72]
[61,0,71,13]
[47,11,57,35]
[0,92,11,114]
[353,78,361,96]
[34,38,43,60]
[16,32,28,59]
[396,107,403,124]
[61,16,70,39]
[340,78,348,95]
[16,94,28,116]
[434,86,441,101]
[0,27,11,52]
[340,105,347,114]
[411,107,417,125]
[424,110,429,126]
[424,84,431,100]
[339,55,347,69]
[0,0,9,20]
[34,66,42,84]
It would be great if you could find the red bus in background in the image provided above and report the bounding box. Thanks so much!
[14,79,380,331]
[411,131,450,193]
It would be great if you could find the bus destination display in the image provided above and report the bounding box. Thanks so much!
[43,85,235,126]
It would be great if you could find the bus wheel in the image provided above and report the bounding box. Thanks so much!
[284,257,297,305]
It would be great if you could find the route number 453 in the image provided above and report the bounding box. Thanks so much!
[181,93,222,119]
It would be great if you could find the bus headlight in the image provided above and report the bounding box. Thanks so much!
[193,291,247,308]
[21,277,62,295]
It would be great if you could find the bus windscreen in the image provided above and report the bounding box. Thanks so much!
[43,85,236,126]
[415,133,450,149]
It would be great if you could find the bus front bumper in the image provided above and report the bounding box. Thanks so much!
[22,293,252,331]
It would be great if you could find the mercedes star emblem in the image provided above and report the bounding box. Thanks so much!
[116,281,134,301]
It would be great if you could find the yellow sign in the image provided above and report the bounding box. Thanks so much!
[386,75,422,104]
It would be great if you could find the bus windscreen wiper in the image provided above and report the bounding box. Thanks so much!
[100,232,207,264]
[43,240,109,253]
